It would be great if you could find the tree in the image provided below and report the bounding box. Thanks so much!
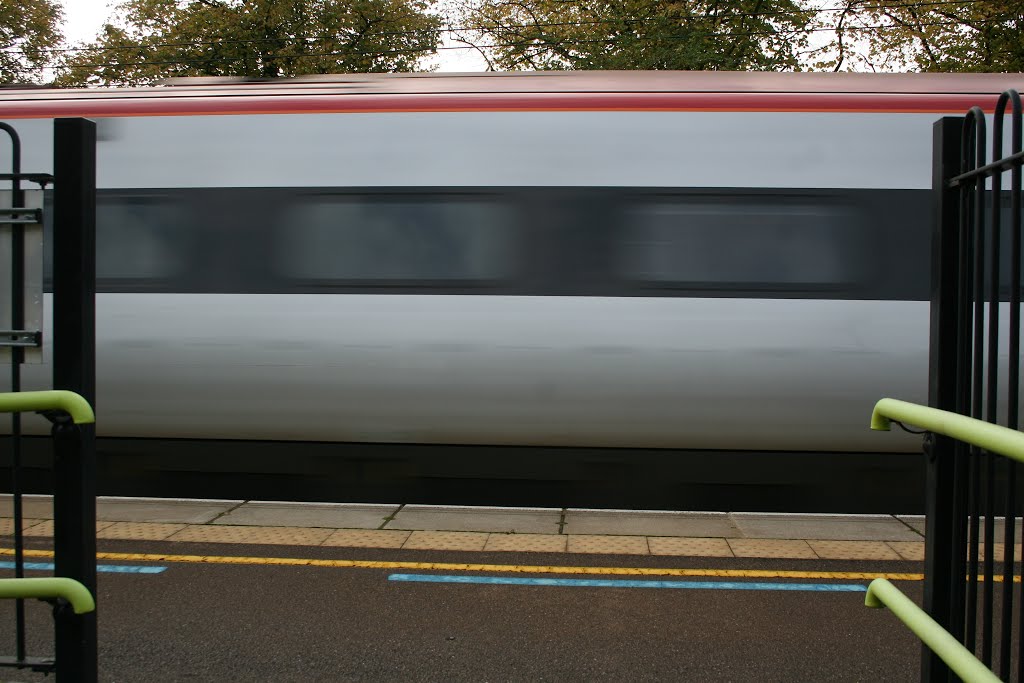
[451,0,816,71]
[813,0,1024,72]
[0,0,63,84]
[56,0,443,87]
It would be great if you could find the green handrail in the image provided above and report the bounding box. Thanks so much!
[0,390,94,425]
[871,398,1024,465]
[0,578,95,614]
[869,397,1023,680]
[865,579,1000,683]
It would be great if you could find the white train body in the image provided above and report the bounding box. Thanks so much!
[2,72,1021,460]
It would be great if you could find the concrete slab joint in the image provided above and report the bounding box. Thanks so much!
[0,497,942,559]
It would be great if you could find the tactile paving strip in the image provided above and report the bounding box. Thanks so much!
[401,531,488,551]
[98,522,187,541]
[973,544,1023,562]
[0,518,47,535]
[727,539,816,559]
[567,535,649,555]
[322,530,411,549]
[167,524,333,546]
[21,520,116,537]
[648,537,734,557]
[807,541,901,561]
[886,542,925,561]
[483,534,567,553]
[0,504,971,562]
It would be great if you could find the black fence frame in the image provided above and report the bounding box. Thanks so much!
[928,92,1023,681]
[1,118,97,681]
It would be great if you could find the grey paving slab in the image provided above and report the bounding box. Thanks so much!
[730,514,923,541]
[386,505,561,534]
[0,495,53,519]
[214,502,400,529]
[993,518,1023,538]
[895,515,1023,539]
[564,509,739,538]
[970,518,1023,542]
[96,497,243,524]
[897,515,926,535]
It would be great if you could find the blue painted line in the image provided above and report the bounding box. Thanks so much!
[389,574,867,593]
[0,561,166,575]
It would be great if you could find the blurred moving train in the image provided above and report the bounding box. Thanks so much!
[1,71,1022,511]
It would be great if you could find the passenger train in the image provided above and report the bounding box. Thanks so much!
[1,71,1022,511]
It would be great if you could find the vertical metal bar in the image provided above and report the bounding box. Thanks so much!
[0,121,27,664]
[962,109,986,654]
[1002,90,1024,683]
[978,90,1011,671]
[967,105,991,664]
[52,419,95,683]
[52,118,96,683]
[981,121,998,668]
[951,113,974,655]
[926,116,966,683]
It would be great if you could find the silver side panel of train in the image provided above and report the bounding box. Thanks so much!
[11,295,925,451]
[11,111,938,189]
[2,109,953,451]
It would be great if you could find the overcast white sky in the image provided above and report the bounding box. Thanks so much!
[61,0,114,44]
[59,0,488,71]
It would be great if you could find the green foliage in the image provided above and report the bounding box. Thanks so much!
[453,0,816,71]
[813,0,1024,73]
[56,0,443,87]
[23,0,1024,88]
[0,0,63,84]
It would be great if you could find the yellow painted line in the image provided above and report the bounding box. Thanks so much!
[0,547,927,581]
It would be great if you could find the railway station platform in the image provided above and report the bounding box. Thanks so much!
[0,495,973,562]
[0,494,943,683]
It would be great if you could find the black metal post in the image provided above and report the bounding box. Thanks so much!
[1,121,29,663]
[51,118,96,683]
[52,119,96,404]
[924,116,965,683]
[52,419,95,682]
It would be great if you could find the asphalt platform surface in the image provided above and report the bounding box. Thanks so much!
[0,539,927,682]
[0,496,999,681]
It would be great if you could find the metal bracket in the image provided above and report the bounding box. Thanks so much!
[0,172,53,188]
[0,329,41,348]
[0,655,57,673]
[0,207,43,224]
[37,409,72,426]
[923,433,936,462]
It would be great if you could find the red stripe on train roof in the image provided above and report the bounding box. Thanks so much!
[0,91,1006,118]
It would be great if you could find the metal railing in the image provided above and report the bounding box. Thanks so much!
[871,398,1022,682]
[0,391,94,425]
[926,89,1023,681]
[872,399,1024,465]
[866,578,1001,683]
[0,578,95,615]
[0,390,97,681]
[2,117,97,681]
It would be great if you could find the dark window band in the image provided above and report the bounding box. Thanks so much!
[44,186,933,301]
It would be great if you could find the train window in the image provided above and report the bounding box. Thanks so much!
[985,192,1024,298]
[95,195,190,281]
[617,197,864,289]
[276,196,516,282]
[42,192,192,288]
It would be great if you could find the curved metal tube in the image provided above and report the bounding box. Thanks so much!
[0,390,95,424]
[870,398,1024,465]
[0,577,95,614]
[865,579,999,683]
